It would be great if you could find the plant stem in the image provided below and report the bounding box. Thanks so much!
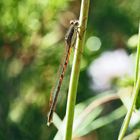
[134,22,140,86]
[64,0,90,140]
[118,22,140,140]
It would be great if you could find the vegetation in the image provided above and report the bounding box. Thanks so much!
[0,0,140,140]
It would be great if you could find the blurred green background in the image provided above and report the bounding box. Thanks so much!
[0,0,140,140]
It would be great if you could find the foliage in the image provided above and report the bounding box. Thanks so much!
[0,0,140,140]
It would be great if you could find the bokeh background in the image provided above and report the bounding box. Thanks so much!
[0,0,140,140]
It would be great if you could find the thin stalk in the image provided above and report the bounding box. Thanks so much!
[118,22,140,140]
[134,22,140,86]
[64,0,90,140]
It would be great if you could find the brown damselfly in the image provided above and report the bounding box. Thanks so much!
[47,20,79,126]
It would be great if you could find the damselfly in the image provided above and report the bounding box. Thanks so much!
[47,20,79,126]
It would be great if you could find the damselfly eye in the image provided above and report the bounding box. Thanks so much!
[74,21,79,26]
[70,20,74,24]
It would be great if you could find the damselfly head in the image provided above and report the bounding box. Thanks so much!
[70,20,79,26]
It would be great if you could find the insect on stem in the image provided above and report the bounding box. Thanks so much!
[47,20,79,126]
